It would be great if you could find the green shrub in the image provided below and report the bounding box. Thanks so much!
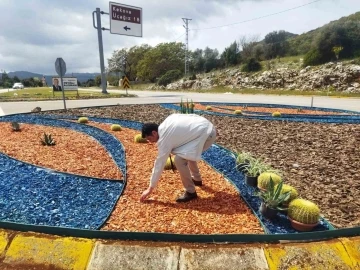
[303,49,322,67]
[189,74,197,80]
[78,117,89,123]
[206,106,212,110]
[111,124,122,131]
[241,58,262,72]
[157,70,182,86]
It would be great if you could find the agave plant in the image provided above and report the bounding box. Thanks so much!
[41,133,56,146]
[256,177,291,211]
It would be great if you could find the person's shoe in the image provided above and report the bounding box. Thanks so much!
[192,178,203,186]
[176,191,198,203]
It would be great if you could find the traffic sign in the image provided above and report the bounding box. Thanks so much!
[109,2,142,37]
[55,58,66,77]
[122,76,130,89]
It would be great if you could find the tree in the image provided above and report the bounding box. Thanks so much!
[264,30,290,59]
[221,41,240,67]
[238,35,260,61]
[203,47,220,73]
[137,42,185,82]
[332,46,344,60]
[189,49,205,74]
[94,75,101,86]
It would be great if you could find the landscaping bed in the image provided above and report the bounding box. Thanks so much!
[36,104,360,229]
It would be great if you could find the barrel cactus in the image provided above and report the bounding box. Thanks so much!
[134,134,148,143]
[164,156,176,170]
[78,117,89,123]
[288,198,320,224]
[111,124,122,131]
[258,172,282,190]
[234,110,242,115]
[276,184,298,204]
[206,106,212,110]
[272,112,281,117]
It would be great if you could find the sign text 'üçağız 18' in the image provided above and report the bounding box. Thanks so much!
[112,5,141,24]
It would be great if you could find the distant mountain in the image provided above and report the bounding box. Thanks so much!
[5,71,100,85]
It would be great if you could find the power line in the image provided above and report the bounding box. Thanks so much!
[191,0,322,31]
[173,32,186,42]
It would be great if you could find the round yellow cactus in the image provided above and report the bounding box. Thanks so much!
[272,112,282,117]
[78,117,89,123]
[288,198,320,224]
[134,134,148,143]
[234,110,242,115]
[111,124,122,131]
[258,172,282,190]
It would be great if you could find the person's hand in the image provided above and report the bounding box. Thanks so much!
[140,187,153,202]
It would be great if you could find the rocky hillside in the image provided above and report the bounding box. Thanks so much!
[153,61,360,93]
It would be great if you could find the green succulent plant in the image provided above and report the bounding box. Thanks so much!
[258,172,282,190]
[11,122,21,132]
[246,158,277,177]
[134,134,148,143]
[111,124,122,131]
[41,133,56,146]
[255,178,291,211]
[78,117,89,123]
[288,198,320,224]
[180,98,194,114]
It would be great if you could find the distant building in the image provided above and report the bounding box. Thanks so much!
[42,76,47,86]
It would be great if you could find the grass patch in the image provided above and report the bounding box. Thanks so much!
[0,87,136,101]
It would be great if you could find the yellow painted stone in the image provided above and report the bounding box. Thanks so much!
[340,237,360,269]
[4,234,94,269]
[265,239,355,270]
[0,230,9,256]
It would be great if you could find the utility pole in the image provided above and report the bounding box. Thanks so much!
[182,18,192,77]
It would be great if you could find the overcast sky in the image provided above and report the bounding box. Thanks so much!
[0,0,358,75]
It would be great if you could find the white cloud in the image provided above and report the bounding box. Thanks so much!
[0,0,357,74]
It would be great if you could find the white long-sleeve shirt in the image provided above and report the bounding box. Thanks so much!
[149,114,214,188]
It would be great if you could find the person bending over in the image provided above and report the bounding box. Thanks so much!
[140,113,216,203]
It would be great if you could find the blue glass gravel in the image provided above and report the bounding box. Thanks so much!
[0,152,123,229]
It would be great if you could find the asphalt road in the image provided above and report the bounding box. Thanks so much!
[0,89,359,116]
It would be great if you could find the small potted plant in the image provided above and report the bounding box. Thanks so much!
[244,158,262,187]
[255,178,291,219]
[235,151,254,173]
[287,198,320,231]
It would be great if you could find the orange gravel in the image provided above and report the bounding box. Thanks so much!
[192,103,351,115]
[0,122,122,180]
[88,122,263,234]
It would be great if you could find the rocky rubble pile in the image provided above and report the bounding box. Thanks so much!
[152,62,360,92]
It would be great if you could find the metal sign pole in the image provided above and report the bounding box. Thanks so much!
[95,8,108,94]
[59,64,67,111]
